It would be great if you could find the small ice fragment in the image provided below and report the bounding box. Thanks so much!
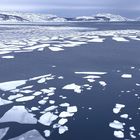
[2,56,14,59]
[62,83,82,93]
[16,96,35,102]
[44,130,51,137]
[109,120,124,129]
[113,104,125,114]
[38,112,58,126]
[59,103,70,107]
[0,80,26,91]
[75,72,107,75]
[129,126,136,131]
[99,81,107,87]
[59,111,74,118]
[121,74,132,78]
[120,114,128,119]
[37,78,46,83]
[58,118,68,125]
[48,47,64,51]
[67,106,78,113]
[59,126,68,134]
[114,130,124,138]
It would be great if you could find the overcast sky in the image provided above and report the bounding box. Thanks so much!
[0,0,139,18]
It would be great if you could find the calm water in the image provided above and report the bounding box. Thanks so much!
[0,22,140,140]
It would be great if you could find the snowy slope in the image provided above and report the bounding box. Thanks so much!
[75,13,134,22]
[0,11,67,23]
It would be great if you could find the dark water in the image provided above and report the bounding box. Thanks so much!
[0,22,140,140]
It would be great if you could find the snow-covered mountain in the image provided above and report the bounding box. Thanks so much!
[0,11,137,23]
[75,13,134,22]
[0,11,67,23]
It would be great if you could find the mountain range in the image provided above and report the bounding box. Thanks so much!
[0,11,138,23]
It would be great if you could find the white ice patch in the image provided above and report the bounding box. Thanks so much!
[16,96,35,102]
[44,130,51,137]
[109,120,124,129]
[58,118,68,125]
[8,94,23,100]
[114,130,124,138]
[99,81,107,87]
[62,83,82,93]
[121,74,132,78]
[59,111,74,118]
[75,72,107,75]
[112,36,129,42]
[0,97,13,106]
[0,106,37,124]
[67,106,78,113]
[120,114,128,119]
[48,47,64,51]
[1,56,14,59]
[59,126,68,134]
[0,80,27,91]
[38,112,58,126]
[113,104,125,114]
[59,103,70,107]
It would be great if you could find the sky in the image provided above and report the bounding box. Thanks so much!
[0,0,139,18]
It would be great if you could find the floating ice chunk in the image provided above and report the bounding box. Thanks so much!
[99,81,107,87]
[33,91,42,96]
[59,111,74,118]
[112,36,129,42]
[24,44,50,50]
[38,112,58,126]
[59,126,68,134]
[30,74,51,81]
[129,126,136,131]
[0,106,37,124]
[0,97,13,106]
[0,51,11,55]
[136,83,140,86]
[20,90,33,94]
[59,103,70,107]
[2,56,14,59]
[58,118,68,125]
[0,80,26,91]
[109,120,124,129]
[83,75,101,79]
[67,106,78,113]
[45,106,58,112]
[37,78,46,83]
[44,130,51,137]
[113,104,125,114]
[121,74,132,78]
[8,94,23,100]
[130,132,136,139]
[49,100,55,104]
[16,96,35,102]
[120,114,128,119]
[75,72,107,75]
[88,38,105,42]
[38,100,47,105]
[114,130,124,138]
[31,107,39,111]
[62,83,82,93]
[87,79,95,83]
[48,47,64,51]
[58,76,64,79]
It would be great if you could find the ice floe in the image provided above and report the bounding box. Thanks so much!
[121,74,132,78]
[113,104,125,114]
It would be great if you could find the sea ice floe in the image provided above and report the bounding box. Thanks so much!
[8,94,23,100]
[129,126,136,131]
[1,55,14,59]
[16,96,35,102]
[121,74,132,78]
[44,130,51,137]
[0,80,27,91]
[59,126,68,134]
[99,81,107,87]
[0,106,37,124]
[120,114,128,119]
[109,120,124,129]
[0,97,13,106]
[113,104,125,114]
[48,47,64,51]
[75,72,107,75]
[44,106,58,112]
[38,112,58,126]
[58,118,68,125]
[59,103,70,107]
[112,36,129,42]
[59,111,74,118]
[62,83,82,93]
[67,106,78,113]
[114,130,124,138]
[37,78,46,83]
